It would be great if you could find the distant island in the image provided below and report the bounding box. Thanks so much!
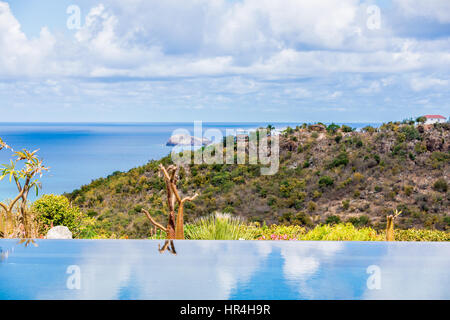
[166,134,211,146]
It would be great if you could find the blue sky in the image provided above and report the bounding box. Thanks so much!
[0,0,449,122]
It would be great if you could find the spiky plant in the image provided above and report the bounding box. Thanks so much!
[185,212,258,240]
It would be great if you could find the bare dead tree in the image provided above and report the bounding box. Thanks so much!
[142,164,198,240]
[158,240,177,255]
[386,209,402,241]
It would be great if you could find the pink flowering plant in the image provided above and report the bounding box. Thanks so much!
[256,224,306,241]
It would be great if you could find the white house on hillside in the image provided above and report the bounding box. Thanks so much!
[424,115,446,125]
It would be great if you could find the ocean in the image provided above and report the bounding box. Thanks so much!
[0,122,378,201]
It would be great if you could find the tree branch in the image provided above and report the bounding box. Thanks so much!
[142,209,167,233]
[181,193,199,204]
[0,202,7,212]
[175,193,198,239]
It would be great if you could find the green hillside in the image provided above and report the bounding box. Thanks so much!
[66,121,450,239]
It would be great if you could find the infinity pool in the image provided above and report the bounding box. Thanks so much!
[0,240,449,300]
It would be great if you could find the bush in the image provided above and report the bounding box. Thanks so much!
[33,194,87,237]
[279,211,312,226]
[327,123,340,134]
[329,152,349,168]
[325,215,341,225]
[347,215,370,227]
[342,199,350,210]
[301,223,381,241]
[318,176,334,187]
[403,185,414,196]
[256,224,306,240]
[389,229,450,242]
[416,116,426,124]
[399,125,420,141]
[362,126,376,133]
[414,142,427,154]
[444,216,450,227]
[433,178,448,193]
[307,201,317,212]
[341,125,353,133]
[353,172,364,183]
[255,223,449,241]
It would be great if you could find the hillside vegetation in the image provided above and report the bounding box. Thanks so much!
[66,121,450,239]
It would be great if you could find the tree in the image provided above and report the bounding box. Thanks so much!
[0,142,48,238]
[32,194,85,236]
[386,209,401,241]
[326,123,340,134]
[142,164,198,239]
[416,116,426,124]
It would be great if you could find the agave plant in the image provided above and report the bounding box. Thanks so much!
[185,212,258,240]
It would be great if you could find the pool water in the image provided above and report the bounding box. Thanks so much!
[0,240,449,300]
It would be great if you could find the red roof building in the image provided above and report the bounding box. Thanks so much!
[424,115,446,119]
[423,114,447,125]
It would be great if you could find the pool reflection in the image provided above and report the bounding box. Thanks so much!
[0,240,449,300]
[158,240,177,255]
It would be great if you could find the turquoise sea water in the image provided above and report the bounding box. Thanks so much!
[0,122,377,200]
[0,240,449,300]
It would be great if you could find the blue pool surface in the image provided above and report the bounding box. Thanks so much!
[0,240,449,300]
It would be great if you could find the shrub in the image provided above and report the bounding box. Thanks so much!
[433,178,448,193]
[353,172,364,183]
[416,116,426,124]
[373,154,380,164]
[347,215,370,227]
[325,215,341,225]
[284,126,294,134]
[355,139,363,148]
[301,223,381,241]
[255,224,449,241]
[327,123,340,134]
[341,125,353,133]
[399,125,420,141]
[444,216,450,227]
[33,194,87,237]
[342,199,350,210]
[403,185,414,196]
[318,176,334,187]
[307,201,317,212]
[302,159,310,168]
[362,126,376,133]
[256,224,306,240]
[329,152,349,168]
[388,229,450,242]
[414,142,427,154]
[430,152,450,163]
[211,172,230,186]
[293,211,313,226]
[185,212,258,240]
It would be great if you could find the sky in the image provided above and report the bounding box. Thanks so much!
[0,0,449,123]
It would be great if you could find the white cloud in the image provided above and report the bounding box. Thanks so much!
[395,0,450,23]
[0,2,55,76]
[410,76,449,91]
[0,1,449,121]
[1,0,449,79]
